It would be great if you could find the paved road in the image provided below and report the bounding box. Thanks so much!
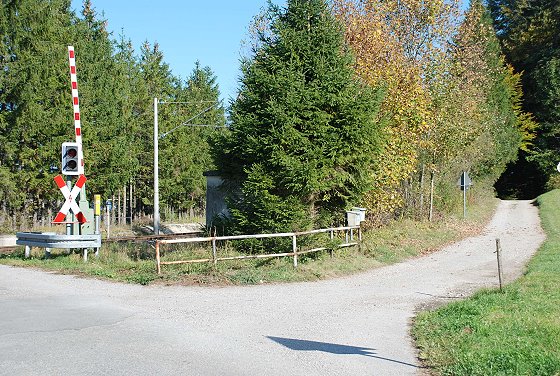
[0,200,544,375]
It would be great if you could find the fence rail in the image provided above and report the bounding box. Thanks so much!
[155,225,361,274]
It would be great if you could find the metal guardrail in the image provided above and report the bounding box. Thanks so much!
[16,232,101,249]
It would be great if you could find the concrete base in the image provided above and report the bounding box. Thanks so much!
[0,235,17,247]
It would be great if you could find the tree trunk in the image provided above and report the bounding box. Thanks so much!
[429,171,435,222]
[419,163,425,217]
[123,184,127,225]
[47,206,52,228]
[32,210,38,229]
[116,190,120,225]
[0,201,5,227]
[129,180,133,224]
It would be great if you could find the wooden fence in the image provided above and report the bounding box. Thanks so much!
[154,225,361,274]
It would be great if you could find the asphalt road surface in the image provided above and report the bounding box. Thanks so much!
[0,200,544,375]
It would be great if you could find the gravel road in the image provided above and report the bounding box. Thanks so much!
[0,200,545,376]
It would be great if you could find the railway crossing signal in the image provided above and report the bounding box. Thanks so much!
[53,174,87,223]
[52,46,90,227]
[61,142,83,175]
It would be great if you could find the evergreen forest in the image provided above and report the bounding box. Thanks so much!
[1,0,558,234]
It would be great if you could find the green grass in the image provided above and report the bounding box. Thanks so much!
[412,190,560,375]
[0,192,497,286]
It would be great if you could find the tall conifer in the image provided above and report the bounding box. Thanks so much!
[215,0,385,233]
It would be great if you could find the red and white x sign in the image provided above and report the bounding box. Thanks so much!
[53,174,87,223]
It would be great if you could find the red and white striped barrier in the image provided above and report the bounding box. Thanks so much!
[67,46,84,171]
[53,174,87,223]
[52,46,88,224]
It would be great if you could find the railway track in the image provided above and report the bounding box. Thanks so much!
[103,232,203,243]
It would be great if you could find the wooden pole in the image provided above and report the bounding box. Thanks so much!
[212,237,217,266]
[328,229,334,258]
[429,171,435,221]
[292,235,298,268]
[495,238,504,291]
[155,241,161,275]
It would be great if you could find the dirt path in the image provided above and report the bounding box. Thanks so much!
[0,200,544,375]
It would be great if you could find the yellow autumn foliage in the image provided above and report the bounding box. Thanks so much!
[333,0,460,218]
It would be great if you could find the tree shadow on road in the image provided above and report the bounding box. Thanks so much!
[267,336,422,368]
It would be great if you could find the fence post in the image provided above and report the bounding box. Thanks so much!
[292,235,298,268]
[212,237,217,266]
[155,241,161,275]
[495,238,504,291]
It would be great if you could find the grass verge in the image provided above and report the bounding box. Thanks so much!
[412,190,560,375]
[0,192,497,286]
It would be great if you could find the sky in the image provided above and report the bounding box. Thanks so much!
[70,0,286,103]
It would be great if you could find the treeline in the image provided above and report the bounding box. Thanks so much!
[213,0,533,235]
[1,0,537,234]
[0,0,225,230]
[490,0,560,198]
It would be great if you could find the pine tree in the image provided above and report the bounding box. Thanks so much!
[214,0,385,234]
[73,0,130,196]
[159,62,225,215]
[0,0,75,227]
[135,41,180,216]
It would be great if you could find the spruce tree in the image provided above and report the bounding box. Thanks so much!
[160,62,225,214]
[0,0,75,227]
[73,0,130,196]
[215,0,385,234]
[136,41,179,215]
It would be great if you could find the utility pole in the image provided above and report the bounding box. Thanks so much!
[154,98,159,235]
[154,97,160,235]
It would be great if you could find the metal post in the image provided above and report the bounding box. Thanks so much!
[78,184,88,236]
[66,178,73,236]
[106,203,111,239]
[153,97,160,235]
[292,235,298,268]
[94,194,101,257]
[463,171,467,219]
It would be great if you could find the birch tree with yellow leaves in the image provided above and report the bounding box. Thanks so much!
[333,0,460,220]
